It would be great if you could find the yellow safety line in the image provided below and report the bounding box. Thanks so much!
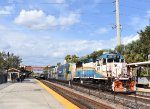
[36,79,80,109]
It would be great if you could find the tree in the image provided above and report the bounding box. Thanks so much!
[57,62,61,67]
[78,56,88,63]
[139,26,150,59]
[5,53,22,69]
[65,55,72,63]
[89,50,104,62]
[115,44,125,55]
[122,26,150,63]
[43,66,49,74]
[0,52,5,69]
[65,54,79,63]
[71,55,79,63]
[123,40,143,63]
[0,52,22,70]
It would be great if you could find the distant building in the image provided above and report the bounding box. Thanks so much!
[32,66,44,76]
[25,66,33,72]
[7,68,20,81]
[25,66,45,76]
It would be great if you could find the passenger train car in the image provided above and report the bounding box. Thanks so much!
[49,52,136,92]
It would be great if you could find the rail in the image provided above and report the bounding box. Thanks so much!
[40,80,114,109]
[44,79,150,109]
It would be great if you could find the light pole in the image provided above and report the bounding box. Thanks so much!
[116,0,121,45]
[47,65,50,79]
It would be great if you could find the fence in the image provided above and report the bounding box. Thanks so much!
[0,69,7,84]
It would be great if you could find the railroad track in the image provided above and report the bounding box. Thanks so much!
[40,80,114,109]
[136,91,150,98]
[44,79,150,109]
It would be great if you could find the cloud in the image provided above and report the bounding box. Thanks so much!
[129,17,140,26]
[122,34,139,45]
[128,9,150,30]
[94,0,102,3]
[0,6,13,15]
[97,27,108,34]
[53,0,65,3]
[146,10,150,18]
[59,13,79,26]
[15,10,80,29]
[8,0,23,3]
[0,24,141,66]
[129,16,147,30]
[91,27,109,36]
[0,25,115,66]
[1,24,140,66]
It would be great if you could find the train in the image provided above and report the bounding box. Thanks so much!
[45,52,136,93]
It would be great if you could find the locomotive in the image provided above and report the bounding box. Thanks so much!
[49,52,136,92]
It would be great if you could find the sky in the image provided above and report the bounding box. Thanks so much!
[0,0,150,66]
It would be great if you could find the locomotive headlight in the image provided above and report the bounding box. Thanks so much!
[124,88,127,92]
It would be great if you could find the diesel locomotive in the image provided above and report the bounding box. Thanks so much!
[48,52,136,92]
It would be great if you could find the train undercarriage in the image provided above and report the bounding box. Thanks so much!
[73,77,136,93]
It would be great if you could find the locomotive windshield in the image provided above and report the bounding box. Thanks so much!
[107,55,124,63]
[96,53,125,64]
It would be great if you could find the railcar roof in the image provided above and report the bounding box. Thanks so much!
[96,53,124,60]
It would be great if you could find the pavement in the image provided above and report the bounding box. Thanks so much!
[0,82,13,90]
[137,87,150,92]
[0,79,69,109]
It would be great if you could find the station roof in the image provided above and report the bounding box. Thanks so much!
[127,61,150,67]
[8,68,20,72]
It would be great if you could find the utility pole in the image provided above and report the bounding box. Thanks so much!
[116,0,121,45]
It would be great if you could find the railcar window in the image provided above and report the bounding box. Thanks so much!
[97,61,100,66]
[103,59,106,65]
[107,58,113,63]
[107,58,122,63]
[114,59,120,62]
[121,59,124,62]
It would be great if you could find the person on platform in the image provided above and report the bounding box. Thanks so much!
[20,75,24,82]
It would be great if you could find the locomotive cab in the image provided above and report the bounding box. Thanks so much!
[96,53,136,92]
[96,53,128,78]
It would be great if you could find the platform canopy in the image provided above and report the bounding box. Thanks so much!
[8,68,20,72]
[127,61,150,67]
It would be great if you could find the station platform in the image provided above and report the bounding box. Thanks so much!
[0,79,78,109]
[137,87,150,92]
